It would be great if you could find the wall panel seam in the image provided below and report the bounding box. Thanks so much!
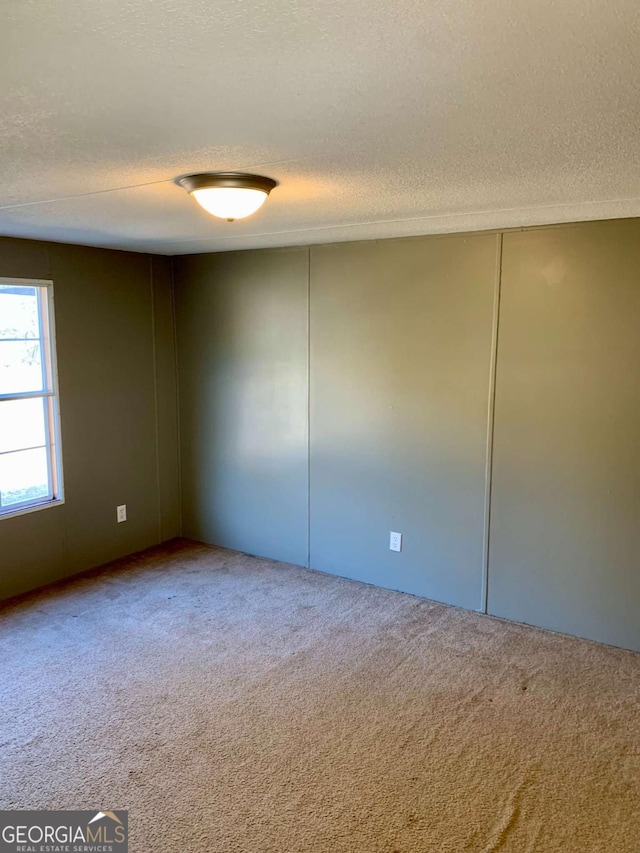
[307,247,311,569]
[150,256,163,544]
[49,246,70,574]
[481,232,504,613]
[169,257,183,537]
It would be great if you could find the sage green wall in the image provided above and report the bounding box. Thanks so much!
[173,249,309,566]
[4,221,637,648]
[174,234,499,610]
[310,236,499,610]
[0,237,180,601]
[173,220,640,652]
[488,221,640,651]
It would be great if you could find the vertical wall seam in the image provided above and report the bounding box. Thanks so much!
[306,247,311,569]
[169,256,183,538]
[150,256,163,544]
[481,232,504,614]
[49,246,69,574]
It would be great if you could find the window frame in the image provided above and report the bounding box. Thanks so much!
[0,277,65,519]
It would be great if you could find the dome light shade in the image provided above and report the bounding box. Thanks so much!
[177,173,277,221]
[192,187,269,220]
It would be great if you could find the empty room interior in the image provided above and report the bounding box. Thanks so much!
[1,1,639,851]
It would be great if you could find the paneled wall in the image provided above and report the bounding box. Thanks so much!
[488,222,640,650]
[0,237,180,600]
[309,236,498,610]
[172,219,640,651]
[174,249,309,567]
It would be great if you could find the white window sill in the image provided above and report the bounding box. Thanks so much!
[0,497,65,521]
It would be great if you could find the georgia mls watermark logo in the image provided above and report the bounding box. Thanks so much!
[0,811,128,853]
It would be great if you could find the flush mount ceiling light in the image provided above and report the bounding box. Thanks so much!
[176,172,277,222]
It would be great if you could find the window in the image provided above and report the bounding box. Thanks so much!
[0,279,64,517]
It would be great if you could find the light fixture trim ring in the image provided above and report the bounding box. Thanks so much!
[176,172,277,195]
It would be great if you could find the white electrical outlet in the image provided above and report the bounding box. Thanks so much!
[390,531,402,552]
[116,504,127,523]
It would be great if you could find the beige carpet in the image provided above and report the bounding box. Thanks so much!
[1,540,638,852]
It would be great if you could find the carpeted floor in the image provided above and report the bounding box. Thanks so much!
[1,540,638,852]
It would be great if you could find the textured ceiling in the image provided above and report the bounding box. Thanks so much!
[1,0,639,255]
